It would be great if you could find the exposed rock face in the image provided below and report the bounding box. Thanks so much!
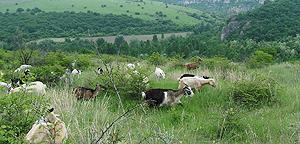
[221,18,251,41]
[221,17,240,41]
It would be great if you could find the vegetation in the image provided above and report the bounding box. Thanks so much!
[224,0,300,41]
[0,10,187,41]
[0,93,49,143]
[0,0,219,26]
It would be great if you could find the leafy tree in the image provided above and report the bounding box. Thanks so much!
[248,50,274,68]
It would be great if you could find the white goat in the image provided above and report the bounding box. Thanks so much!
[178,77,216,92]
[71,69,81,75]
[0,82,11,93]
[26,108,68,144]
[10,81,47,95]
[155,67,165,79]
[127,63,135,69]
[14,65,32,72]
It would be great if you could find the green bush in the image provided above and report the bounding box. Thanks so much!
[148,52,166,66]
[247,50,274,68]
[0,93,49,143]
[97,66,148,101]
[31,65,65,84]
[230,75,279,109]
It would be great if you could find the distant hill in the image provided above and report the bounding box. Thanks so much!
[155,0,268,16]
[0,0,219,26]
[221,0,300,41]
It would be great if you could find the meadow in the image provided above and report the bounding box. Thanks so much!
[38,60,300,143]
[0,0,215,26]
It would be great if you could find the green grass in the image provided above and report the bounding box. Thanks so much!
[0,0,216,25]
[40,62,300,143]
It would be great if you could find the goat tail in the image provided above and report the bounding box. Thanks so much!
[141,92,146,99]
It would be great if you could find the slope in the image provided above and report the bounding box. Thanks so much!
[0,0,218,26]
[221,0,300,41]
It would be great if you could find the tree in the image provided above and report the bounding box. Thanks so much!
[114,35,126,55]
[16,8,24,13]
[152,35,158,42]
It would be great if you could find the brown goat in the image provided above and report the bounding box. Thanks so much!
[74,84,105,100]
[184,63,199,70]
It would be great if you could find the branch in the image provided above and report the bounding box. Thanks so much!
[92,104,140,144]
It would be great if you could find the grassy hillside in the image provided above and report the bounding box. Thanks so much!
[155,0,264,16]
[0,0,218,26]
[2,54,300,143]
[222,0,300,41]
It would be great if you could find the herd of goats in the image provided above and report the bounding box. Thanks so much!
[0,62,216,143]
[1,62,216,107]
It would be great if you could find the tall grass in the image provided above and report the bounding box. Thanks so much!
[41,63,300,143]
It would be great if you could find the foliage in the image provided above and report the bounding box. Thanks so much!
[225,0,300,41]
[148,52,166,65]
[230,75,279,109]
[31,65,65,84]
[0,93,49,143]
[96,66,149,101]
[0,11,187,41]
[247,50,274,68]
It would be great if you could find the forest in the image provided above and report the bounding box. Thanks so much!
[0,9,188,41]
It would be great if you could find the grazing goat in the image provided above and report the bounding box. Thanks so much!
[142,85,194,107]
[96,67,104,75]
[14,64,32,72]
[11,78,24,88]
[10,81,47,95]
[0,82,11,93]
[127,63,136,69]
[26,108,68,144]
[71,69,81,75]
[184,63,199,70]
[178,77,216,92]
[155,67,165,79]
[74,84,105,100]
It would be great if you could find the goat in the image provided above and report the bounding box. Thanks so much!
[71,69,81,75]
[141,85,194,107]
[184,63,199,70]
[0,82,11,93]
[178,77,216,92]
[10,81,47,95]
[14,64,32,73]
[26,108,68,144]
[96,67,104,75]
[127,63,136,69]
[74,84,106,100]
[11,78,24,88]
[155,67,165,79]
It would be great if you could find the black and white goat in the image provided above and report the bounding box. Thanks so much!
[141,85,194,107]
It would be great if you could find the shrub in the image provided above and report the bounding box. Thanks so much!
[230,75,279,109]
[0,93,49,143]
[96,65,148,101]
[148,52,165,66]
[31,65,65,84]
[247,50,274,68]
